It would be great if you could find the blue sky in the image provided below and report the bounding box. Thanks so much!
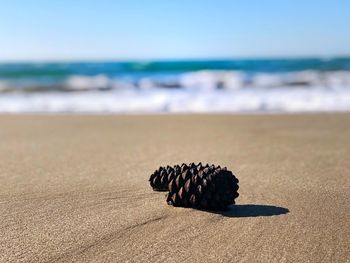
[1,0,349,61]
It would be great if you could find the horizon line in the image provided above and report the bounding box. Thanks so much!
[1,54,350,64]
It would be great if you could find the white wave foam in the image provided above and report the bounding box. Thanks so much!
[1,86,350,113]
[178,70,350,90]
[2,70,350,92]
[180,70,244,90]
[64,75,112,90]
[1,70,350,113]
[64,74,134,91]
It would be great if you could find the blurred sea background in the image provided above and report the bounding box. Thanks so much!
[1,1,350,113]
[1,58,350,113]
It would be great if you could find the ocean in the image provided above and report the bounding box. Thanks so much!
[1,58,350,113]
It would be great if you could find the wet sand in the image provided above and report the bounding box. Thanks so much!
[0,114,349,262]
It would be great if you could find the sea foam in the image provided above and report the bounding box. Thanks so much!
[1,84,350,113]
[1,61,350,113]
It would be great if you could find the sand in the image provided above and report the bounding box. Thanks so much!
[0,114,349,262]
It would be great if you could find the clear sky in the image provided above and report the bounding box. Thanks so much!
[1,0,349,61]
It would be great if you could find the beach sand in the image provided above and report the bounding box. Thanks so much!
[0,114,349,262]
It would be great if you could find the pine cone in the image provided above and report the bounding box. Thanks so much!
[150,163,239,210]
[149,162,199,191]
[149,165,181,191]
[166,163,239,210]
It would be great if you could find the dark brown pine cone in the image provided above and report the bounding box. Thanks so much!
[149,162,199,191]
[149,164,181,191]
[150,163,239,210]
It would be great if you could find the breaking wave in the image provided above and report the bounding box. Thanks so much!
[1,59,350,113]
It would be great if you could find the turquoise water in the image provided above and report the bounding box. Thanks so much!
[1,58,350,79]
